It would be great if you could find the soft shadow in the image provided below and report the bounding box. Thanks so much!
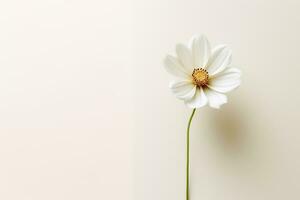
[212,103,247,151]
[206,100,256,159]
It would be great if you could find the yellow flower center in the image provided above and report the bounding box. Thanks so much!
[192,68,209,87]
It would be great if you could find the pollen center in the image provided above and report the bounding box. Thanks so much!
[192,68,209,87]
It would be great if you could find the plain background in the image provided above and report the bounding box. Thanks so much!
[1,0,300,200]
[0,0,133,199]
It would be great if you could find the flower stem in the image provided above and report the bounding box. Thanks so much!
[186,108,196,200]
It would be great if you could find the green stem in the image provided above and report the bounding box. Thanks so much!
[186,108,196,200]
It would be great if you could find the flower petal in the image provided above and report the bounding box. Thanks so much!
[191,35,211,68]
[208,67,241,93]
[206,45,232,76]
[185,87,208,108]
[164,55,190,78]
[169,80,196,100]
[210,67,241,79]
[176,43,194,73]
[204,88,228,109]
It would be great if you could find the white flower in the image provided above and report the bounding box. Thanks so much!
[164,35,241,109]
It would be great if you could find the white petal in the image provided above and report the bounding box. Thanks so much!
[169,80,196,100]
[191,35,211,68]
[176,43,194,73]
[210,67,241,81]
[185,87,208,108]
[164,55,190,78]
[208,82,240,93]
[208,67,241,93]
[204,88,228,109]
[206,45,232,76]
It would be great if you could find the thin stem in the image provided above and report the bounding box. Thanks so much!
[186,108,196,200]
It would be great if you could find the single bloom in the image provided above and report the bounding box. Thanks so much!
[164,35,241,109]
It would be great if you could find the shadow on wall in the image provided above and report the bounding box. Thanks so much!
[205,99,269,171]
[210,101,248,153]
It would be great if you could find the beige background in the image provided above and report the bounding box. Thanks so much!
[0,0,133,200]
[0,0,300,200]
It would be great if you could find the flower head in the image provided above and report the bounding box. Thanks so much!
[164,35,241,109]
